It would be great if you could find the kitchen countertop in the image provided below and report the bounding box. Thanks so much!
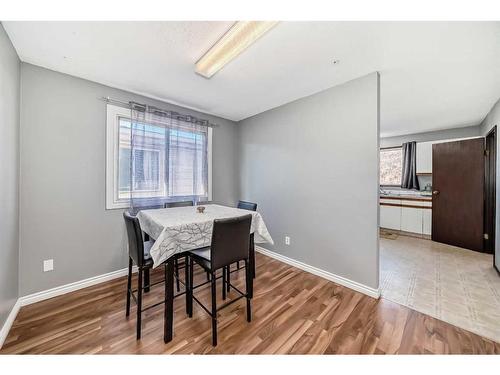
[380,193,432,202]
[379,188,433,202]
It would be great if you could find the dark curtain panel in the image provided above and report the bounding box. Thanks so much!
[401,141,420,190]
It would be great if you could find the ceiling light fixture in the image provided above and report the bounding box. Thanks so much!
[195,21,279,79]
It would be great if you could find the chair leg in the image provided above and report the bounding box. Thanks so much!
[175,258,180,292]
[226,265,231,293]
[247,259,254,299]
[137,269,143,340]
[126,257,132,317]
[222,266,227,300]
[206,271,210,281]
[188,256,194,318]
[211,272,217,346]
[185,256,190,316]
[237,261,240,269]
[250,234,256,279]
[245,260,252,322]
[144,268,150,293]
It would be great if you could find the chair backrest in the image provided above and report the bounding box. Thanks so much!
[237,200,257,211]
[196,200,212,206]
[164,200,193,208]
[210,214,252,270]
[123,211,146,267]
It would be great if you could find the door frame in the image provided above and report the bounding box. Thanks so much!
[485,126,498,271]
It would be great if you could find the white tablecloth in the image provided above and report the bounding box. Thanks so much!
[137,204,274,267]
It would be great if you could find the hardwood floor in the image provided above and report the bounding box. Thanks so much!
[1,253,499,354]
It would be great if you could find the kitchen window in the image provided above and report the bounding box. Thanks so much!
[380,147,402,186]
[106,104,212,209]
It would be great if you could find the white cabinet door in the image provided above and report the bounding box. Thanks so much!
[401,207,423,234]
[422,209,432,235]
[380,205,401,230]
[416,142,433,174]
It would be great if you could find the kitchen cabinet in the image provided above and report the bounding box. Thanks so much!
[416,142,433,174]
[401,206,423,234]
[416,137,481,175]
[380,204,401,230]
[380,196,432,235]
[422,209,432,235]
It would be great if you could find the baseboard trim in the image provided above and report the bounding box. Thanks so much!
[2,249,379,348]
[0,299,21,349]
[256,246,380,299]
[1,266,139,348]
[18,266,137,307]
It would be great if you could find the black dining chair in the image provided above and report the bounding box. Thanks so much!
[187,214,253,346]
[123,211,166,340]
[164,200,193,208]
[234,200,257,275]
[133,205,163,291]
[237,200,258,211]
[196,200,212,205]
[163,200,194,291]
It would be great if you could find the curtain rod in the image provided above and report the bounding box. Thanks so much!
[99,96,218,127]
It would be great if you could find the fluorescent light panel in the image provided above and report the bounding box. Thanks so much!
[195,21,278,79]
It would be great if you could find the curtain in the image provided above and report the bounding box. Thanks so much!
[128,103,209,213]
[401,141,420,190]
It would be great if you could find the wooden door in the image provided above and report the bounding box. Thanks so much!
[432,138,485,252]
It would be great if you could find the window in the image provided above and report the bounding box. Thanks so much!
[168,129,207,197]
[106,105,212,209]
[380,147,402,186]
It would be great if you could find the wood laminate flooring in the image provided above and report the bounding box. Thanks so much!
[1,253,499,354]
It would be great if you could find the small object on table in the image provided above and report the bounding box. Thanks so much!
[197,206,206,213]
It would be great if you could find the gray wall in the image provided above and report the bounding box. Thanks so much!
[380,125,482,148]
[480,97,500,271]
[19,63,239,295]
[0,24,20,327]
[237,73,380,289]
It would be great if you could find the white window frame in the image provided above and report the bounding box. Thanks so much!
[106,104,213,210]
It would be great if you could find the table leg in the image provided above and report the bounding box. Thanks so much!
[246,259,253,300]
[163,258,174,343]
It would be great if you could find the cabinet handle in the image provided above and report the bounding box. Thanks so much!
[432,190,440,195]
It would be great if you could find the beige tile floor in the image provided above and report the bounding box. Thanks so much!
[380,234,500,343]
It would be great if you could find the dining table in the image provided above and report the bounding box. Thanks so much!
[136,203,274,343]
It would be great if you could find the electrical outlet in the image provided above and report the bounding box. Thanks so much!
[285,236,291,245]
[43,259,54,272]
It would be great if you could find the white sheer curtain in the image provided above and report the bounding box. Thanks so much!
[128,103,209,213]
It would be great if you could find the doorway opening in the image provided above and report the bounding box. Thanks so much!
[379,134,500,343]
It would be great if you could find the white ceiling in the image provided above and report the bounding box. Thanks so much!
[4,21,500,136]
